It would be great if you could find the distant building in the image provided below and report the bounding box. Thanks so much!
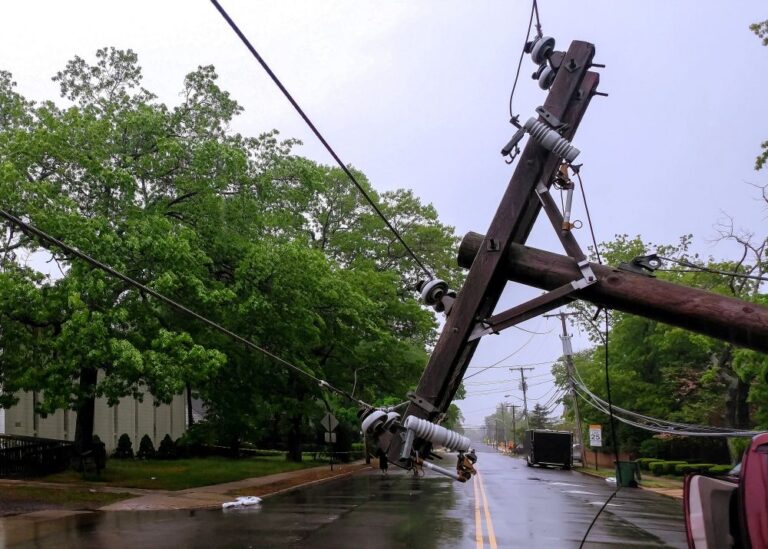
[0,389,187,452]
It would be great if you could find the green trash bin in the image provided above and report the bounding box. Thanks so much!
[615,461,640,487]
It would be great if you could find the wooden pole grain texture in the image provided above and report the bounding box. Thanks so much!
[458,231,768,354]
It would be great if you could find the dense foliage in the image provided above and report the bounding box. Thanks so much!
[0,48,461,459]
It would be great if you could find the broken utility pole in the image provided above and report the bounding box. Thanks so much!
[384,39,601,465]
[458,234,768,354]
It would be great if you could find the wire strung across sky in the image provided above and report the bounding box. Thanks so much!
[466,359,559,370]
[656,256,768,283]
[570,373,762,437]
[508,0,542,118]
[0,209,371,410]
[209,0,434,282]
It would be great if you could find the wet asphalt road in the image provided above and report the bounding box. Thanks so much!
[0,447,686,548]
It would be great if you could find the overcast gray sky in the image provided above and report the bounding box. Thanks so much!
[2,1,766,428]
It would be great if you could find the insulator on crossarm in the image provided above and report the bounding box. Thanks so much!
[523,118,580,163]
[403,416,470,452]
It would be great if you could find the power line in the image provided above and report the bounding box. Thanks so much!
[466,359,558,370]
[508,0,543,118]
[656,257,768,283]
[462,331,538,381]
[209,0,434,282]
[575,170,602,265]
[570,376,762,437]
[0,209,369,408]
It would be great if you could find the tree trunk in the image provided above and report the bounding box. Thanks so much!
[72,366,98,469]
[286,413,303,462]
[186,382,194,427]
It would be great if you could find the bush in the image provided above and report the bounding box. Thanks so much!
[662,461,688,475]
[157,434,178,460]
[137,434,156,460]
[707,464,734,476]
[114,433,134,459]
[729,437,751,462]
[175,422,217,458]
[648,461,667,475]
[675,463,717,474]
[635,458,657,471]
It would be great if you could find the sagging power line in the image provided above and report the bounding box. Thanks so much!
[0,209,370,409]
[209,0,434,282]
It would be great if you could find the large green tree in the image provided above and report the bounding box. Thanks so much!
[0,48,460,461]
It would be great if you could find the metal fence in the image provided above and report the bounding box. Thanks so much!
[0,434,73,477]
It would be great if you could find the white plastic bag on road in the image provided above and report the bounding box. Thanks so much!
[222,496,262,509]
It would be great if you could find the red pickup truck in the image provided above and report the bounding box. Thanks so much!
[684,432,768,548]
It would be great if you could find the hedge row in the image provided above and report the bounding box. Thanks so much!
[635,458,733,476]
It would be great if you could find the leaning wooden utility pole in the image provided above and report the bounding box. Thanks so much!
[387,39,601,464]
[457,235,768,354]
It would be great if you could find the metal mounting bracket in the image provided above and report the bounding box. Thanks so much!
[468,277,596,341]
[618,254,661,276]
[535,106,569,132]
[406,391,440,415]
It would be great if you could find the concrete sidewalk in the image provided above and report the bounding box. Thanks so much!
[98,461,371,511]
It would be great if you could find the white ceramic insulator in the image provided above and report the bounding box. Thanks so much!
[383,411,401,430]
[524,117,580,163]
[362,410,387,434]
[403,416,471,452]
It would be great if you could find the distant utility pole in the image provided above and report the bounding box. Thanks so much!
[511,367,535,423]
[544,311,584,459]
[509,404,519,449]
[500,404,507,449]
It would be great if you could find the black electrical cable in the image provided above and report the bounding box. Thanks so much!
[532,0,543,38]
[0,209,369,408]
[462,331,538,381]
[575,170,602,265]
[579,310,620,548]
[508,1,536,118]
[656,258,768,283]
[209,0,434,282]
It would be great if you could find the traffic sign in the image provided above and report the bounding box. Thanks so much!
[321,412,338,432]
[589,424,602,447]
[324,432,337,444]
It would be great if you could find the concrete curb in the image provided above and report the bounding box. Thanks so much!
[574,468,683,499]
[98,462,372,511]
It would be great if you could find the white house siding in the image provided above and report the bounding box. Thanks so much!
[0,390,187,453]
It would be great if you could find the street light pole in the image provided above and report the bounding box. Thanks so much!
[543,311,584,461]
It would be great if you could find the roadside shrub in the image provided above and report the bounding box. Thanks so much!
[662,461,688,475]
[137,434,156,459]
[728,437,751,462]
[707,465,734,476]
[675,463,717,474]
[175,422,217,458]
[635,457,657,471]
[157,434,178,460]
[114,433,134,459]
[648,461,667,475]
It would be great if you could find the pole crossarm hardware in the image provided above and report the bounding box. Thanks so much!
[368,36,768,480]
[458,234,768,354]
[375,40,601,470]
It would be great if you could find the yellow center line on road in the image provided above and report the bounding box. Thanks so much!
[473,471,484,548]
[477,471,498,549]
